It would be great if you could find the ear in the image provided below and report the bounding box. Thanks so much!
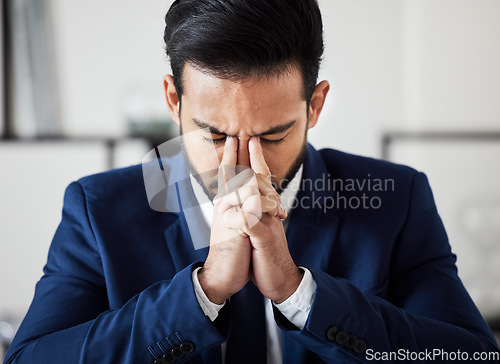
[307,80,330,129]
[163,74,181,126]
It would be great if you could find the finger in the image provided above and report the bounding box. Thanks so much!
[218,184,260,213]
[254,173,278,198]
[217,136,238,196]
[224,167,254,194]
[259,193,286,219]
[263,194,286,219]
[241,194,280,218]
[241,195,263,219]
[215,138,253,230]
[219,184,286,219]
[244,171,287,220]
[221,210,260,231]
[249,137,271,179]
[215,167,254,206]
[254,173,287,219]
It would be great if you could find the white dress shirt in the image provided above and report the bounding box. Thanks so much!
[189,165,317,364]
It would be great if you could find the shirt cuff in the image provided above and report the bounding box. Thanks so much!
[192,266,226,321]
[272,266,317,330]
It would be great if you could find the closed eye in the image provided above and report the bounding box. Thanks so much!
[202,135,287,145]
[202,136,226,144]
[260,135,286,144]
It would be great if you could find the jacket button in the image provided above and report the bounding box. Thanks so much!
[326,327,339,342]
[171,346,184,359]
[353,339,367,353]
[154,358,165,364]
[345,334,357,349]
[163,352,176,364]
[180,341,195,354]
[335,330,350,346]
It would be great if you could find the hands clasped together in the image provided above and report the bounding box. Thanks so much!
[198,136,303,305]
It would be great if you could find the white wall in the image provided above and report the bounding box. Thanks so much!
[312,0,405,157]
[313,0,500,156]
[415,0,500,128]
[50,0,172,136]
[0,143,107,314]
[0,2,3,137]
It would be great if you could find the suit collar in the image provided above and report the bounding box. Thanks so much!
[162,152,209,272]
[163,144,340,273]
[285,144,340,273]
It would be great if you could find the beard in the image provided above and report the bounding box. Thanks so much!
[273,133,307,195]
[180,123,308,201]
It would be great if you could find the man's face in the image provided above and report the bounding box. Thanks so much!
[166,64,320,201]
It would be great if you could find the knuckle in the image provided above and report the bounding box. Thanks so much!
[217,200,231,213]
[241,184,256,199]
[263,191,276,202]
[268,197,277,210]
[243,195,261,212]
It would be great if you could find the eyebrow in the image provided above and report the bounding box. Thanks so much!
[192,118,296,137]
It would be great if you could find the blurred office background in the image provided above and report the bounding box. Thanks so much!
[1,0,499,359]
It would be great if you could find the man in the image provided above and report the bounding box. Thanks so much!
[4,0,500,363]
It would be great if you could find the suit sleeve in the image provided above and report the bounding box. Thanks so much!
[4,181,229,364]
[273,172,500,363]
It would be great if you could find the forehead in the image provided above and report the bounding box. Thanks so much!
[180,64,306,132]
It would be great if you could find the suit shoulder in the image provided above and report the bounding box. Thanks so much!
[76,163,146,203]
[318,148,419,181]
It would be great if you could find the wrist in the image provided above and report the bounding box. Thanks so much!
[274,267,304,304]
[198,266,229,305]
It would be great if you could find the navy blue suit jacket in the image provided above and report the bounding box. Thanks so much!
[5,144,499,363]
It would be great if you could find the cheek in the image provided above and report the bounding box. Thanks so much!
[185,138,221,174]
[263,142,299,177]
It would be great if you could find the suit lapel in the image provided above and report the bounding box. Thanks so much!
[286,144,340,274]
[163,215,209,272]
[162,152,210,272]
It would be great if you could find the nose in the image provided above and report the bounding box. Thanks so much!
[236,137,250,168]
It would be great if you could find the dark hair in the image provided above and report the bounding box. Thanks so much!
[164,0,324,103]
